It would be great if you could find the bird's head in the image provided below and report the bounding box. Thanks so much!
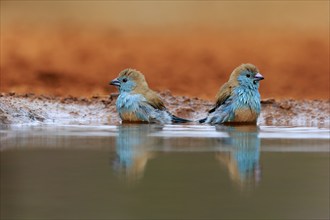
[230,64,264,88]
[110,69,149,93]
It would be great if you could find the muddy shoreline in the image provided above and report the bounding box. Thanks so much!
[0,92,329,128]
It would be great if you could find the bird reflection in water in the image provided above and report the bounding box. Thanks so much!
[215,125,261,190]
[112,124,162,183]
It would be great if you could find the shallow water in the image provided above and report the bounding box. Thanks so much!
[1,124,329,219]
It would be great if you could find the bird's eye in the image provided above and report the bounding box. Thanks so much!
[246,74,250,78]
[122,78,127,83]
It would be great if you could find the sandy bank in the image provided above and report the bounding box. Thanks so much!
[0,92,328,128]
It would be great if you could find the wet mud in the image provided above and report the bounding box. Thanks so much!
[0,92,328,128]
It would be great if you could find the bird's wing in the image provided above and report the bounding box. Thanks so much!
[142,90,190,123]
[205,97,234,124]
[208,82,232,113]
[144,90,166,110]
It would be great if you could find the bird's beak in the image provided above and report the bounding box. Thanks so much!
[110,78,120,87]
[254,73,264,81]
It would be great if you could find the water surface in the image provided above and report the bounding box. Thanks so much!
[1,125,329,219]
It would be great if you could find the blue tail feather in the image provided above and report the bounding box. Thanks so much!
[199,117,207,123]
[171,115,191,123]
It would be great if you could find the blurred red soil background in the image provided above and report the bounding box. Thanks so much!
[1,2,329,100]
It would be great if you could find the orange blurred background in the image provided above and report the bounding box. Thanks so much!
[1,1,329,100]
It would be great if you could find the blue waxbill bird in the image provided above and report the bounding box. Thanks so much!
[200,63,264,124]
[110,68,191,124]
